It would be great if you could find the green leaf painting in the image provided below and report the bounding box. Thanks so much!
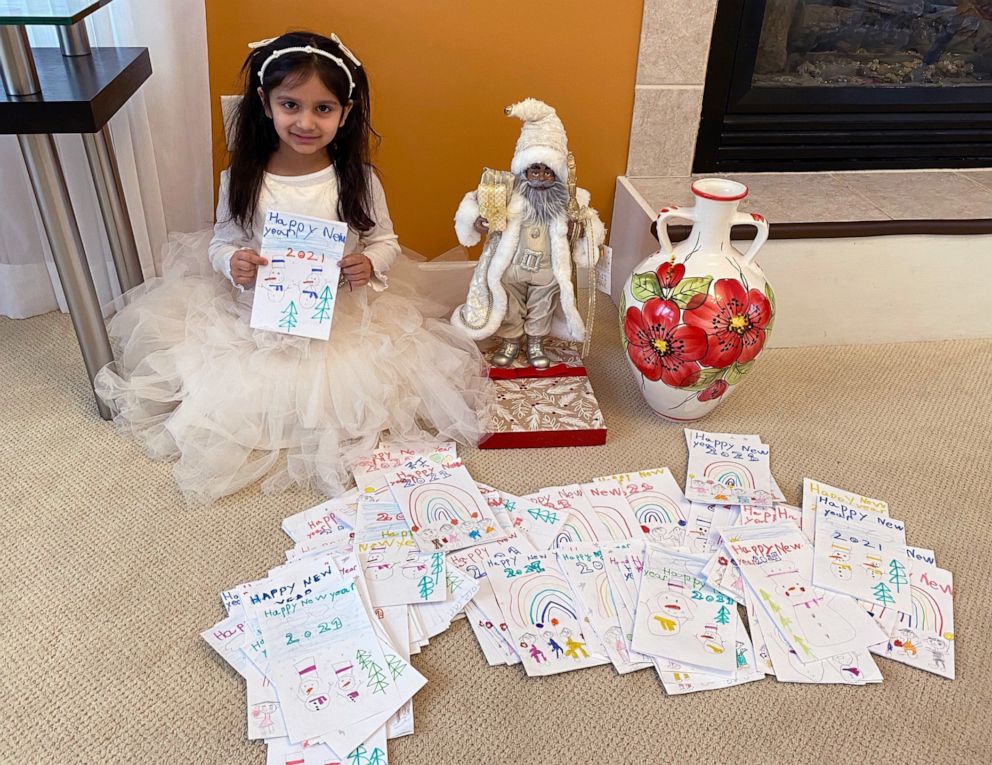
[726,360,755,386]
[630,271,663,302]
[669,276,713,310]
[764,281,776,334]
[684,366,724,391]
[619,291,628,351]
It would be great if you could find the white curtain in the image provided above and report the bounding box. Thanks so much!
[0,0,213,318]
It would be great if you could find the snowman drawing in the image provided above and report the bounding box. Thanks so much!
[829,543,853,581]
[827,652,864,684]
[771,627,825,682]
[300,265,324,309]
[696,623,726,655]
[862,554,884,580]
[294,657,330,711]
[363,552,394,582]
[766,562,856,649]
[264,257,287,302]
[333,660,360,702]
[647,580,695,635]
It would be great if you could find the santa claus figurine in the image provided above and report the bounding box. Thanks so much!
[451,99,605,368]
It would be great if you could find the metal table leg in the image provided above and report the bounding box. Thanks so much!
[2,24,113,419]
[82,125,144,292]
[62,20,145,293]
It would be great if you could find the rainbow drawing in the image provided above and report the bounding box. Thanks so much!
[904,583,947,635]
[703,461,756,491]
[509,572,579,630]
[592,504,638,540]
[595,573,614,620]
[553,509,602,546]
[407,484,482,531]
[627,491,686,529]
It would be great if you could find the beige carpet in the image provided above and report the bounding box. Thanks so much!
[2,298,991,765]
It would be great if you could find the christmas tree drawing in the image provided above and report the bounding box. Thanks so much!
[385,653,406,680]
[347,744,367,765]
[528,507,558,524]
[430,552,444,588]
[418,574,436,600]
[365,659,389,695]
[715,605,731,625]
[888,559,908,593]
[311,285,334,322]
[278,299,299,331]
[366,747,387,765]
[355,648,372,671]
[872,580,896,607]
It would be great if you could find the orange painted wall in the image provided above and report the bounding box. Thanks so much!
[205,0,643,258]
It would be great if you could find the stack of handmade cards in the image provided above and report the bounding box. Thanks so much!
[203,430,959,765]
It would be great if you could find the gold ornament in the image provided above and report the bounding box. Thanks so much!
[477,168,514,233]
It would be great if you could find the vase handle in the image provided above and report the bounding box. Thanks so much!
[733,212,770,265]
[654,206,695,257]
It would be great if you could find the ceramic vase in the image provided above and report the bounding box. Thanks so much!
[620,178,775,421]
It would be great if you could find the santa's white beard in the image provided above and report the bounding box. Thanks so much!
[516,176,569,227]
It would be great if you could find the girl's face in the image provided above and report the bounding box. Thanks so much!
[259,72,353,158]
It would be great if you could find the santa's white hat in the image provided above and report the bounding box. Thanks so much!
[506,98,569,183]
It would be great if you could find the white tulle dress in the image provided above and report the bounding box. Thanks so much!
[95,165,487,503]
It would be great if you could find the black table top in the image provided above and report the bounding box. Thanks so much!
[0,46,151,134]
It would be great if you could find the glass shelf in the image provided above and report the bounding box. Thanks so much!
[0,0,113,25]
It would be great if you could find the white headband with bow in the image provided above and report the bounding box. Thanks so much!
[248,34,362,98]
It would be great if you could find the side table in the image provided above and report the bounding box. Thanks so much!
[0,0,151,419]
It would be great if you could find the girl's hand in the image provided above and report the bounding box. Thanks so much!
[339,253,373,289]
[231,248,268,287]
[473,216,490,235]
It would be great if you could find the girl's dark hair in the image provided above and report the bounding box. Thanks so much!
[227,31,380,233]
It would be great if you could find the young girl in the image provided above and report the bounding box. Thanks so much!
[95,31,486,502]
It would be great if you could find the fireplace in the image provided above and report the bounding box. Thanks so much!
[694,1,992,172]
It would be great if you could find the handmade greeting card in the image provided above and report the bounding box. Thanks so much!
[685,430,774,506]
[748,600,882,685]
[449,537,533,666]
[811,496,911,615]
[251,210,347,340]
[249,564,425,751]
[485,552,609,676]
[558,543,653,674]
[632,546,739,675]
[801,478,889,542]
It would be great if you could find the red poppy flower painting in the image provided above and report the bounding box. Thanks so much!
[623,298,707,387]
[683,279,772,369]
